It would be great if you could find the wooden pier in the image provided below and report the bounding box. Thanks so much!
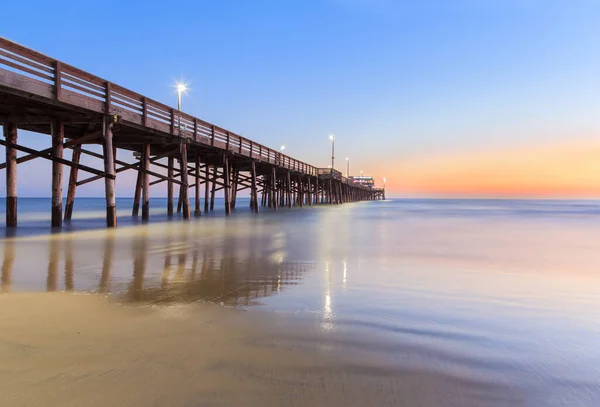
[0,38,384,228]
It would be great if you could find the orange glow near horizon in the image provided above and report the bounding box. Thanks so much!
[383,139,600,198]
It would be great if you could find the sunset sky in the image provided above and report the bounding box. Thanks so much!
[2,0,600,198]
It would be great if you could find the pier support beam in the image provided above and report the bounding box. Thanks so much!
[51,119,64,228]
[298,174,303,207]
[194,153,201,216]
[204,164,210,213]
[210,165,217,211]
[103,119,117,227]
[167,156,174,216]
[141,143,150,221]
[287,171,292,209]
[272,167,278,211]
[132,163,142,216]
[223,155,231,216]
[250,161,259,213]
[180,143,190,219]
[4,122,17,227]
[64,145,81,221]
[231,168,239,210]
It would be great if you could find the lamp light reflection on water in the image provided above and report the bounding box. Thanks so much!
[321,261,334,332]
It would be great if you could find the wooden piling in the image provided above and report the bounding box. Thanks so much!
[223,155,231,216]
[4,122,17,227]
[103,119,117,227]
[51,119,64,228]
[64,145,81,221]
[180,143,190,219]
[272,167,278,211]
[204,164,210,213]
[210,165,217,211]
[194,153,201,216]
[231,168,238,210]
[250,161,259,213]
[132,162,142,216]
[298,174,303,207]
[177,183,183,214]
[286,171,292,208]
[167,156,174,216]
[141,143,150,221]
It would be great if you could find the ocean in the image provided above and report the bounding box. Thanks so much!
[1,197,599,406]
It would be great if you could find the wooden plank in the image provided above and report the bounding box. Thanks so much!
[0,56,54,82]
[61,70,105,92]
[0,38,55,65]
[61,78,106,99]
[0,67,54,99]
[0,48,53,73]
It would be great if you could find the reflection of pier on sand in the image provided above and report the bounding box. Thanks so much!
[0,222,313,306]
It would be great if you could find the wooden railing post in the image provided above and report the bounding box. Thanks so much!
[142,97,148,127]
[54,61,62,101]
[105,82,112,114]
[170,108,175,136]
[211,125,215,146]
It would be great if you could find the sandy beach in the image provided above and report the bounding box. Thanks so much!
[0,292,507,407]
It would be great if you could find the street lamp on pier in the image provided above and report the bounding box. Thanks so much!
[329,134,335,174]
[345,157,349,178]
[175,82,188,111]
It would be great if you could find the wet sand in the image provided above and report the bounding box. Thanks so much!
[0,292,509,407]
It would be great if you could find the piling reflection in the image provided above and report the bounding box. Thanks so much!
[122,227,311,306]
[0,221,312,306]
[47,238,59,292]
[1,238,14,293]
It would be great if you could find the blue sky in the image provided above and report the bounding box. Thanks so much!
[2,0,600,196]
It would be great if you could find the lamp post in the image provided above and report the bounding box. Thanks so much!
[175,82,187,111]
[329,135,335,174]
[383,177,387,191]
[345,157,349,178]
[280,145,286,167]
[360,169,363,177]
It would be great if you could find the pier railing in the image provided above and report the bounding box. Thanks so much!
[0,37,318,176]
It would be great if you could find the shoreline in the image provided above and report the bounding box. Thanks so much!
[0,291,515,407]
